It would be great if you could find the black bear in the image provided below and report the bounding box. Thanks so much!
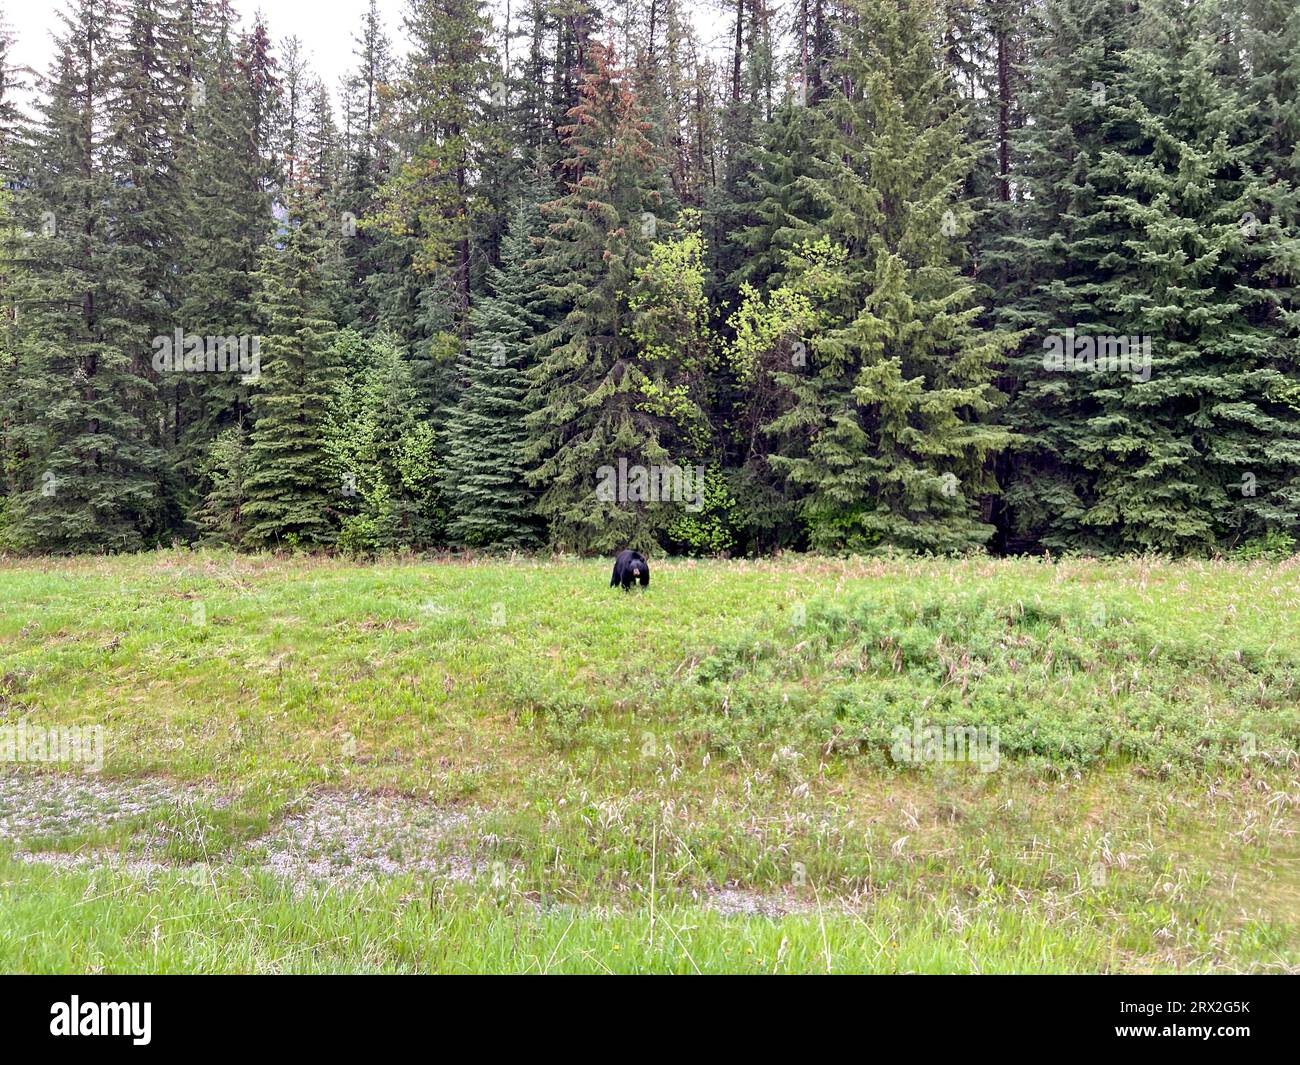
[610,549,650,591]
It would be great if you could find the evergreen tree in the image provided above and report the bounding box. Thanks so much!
[765,0,1017,552]
[4,0,163,552]
[723,101,823,297]
[303,79,341,196]
[524,44,675,553]
[338,0,394,329]
[242,180,341,547]
[512,0,562,172]
[1236,0,1300,188]
[104,0,190,532]
[366,0,498,320]
[172,2,272,523]
[0,10,27,538]
[444,196,548,547]
[706,0,780,301]
[192,423,249,545]
[1004,0,1300,553]
[0,182,24,545]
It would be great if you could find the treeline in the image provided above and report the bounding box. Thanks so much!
[0,0,1297,558]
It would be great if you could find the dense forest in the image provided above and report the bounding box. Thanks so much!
[0,0,1296,558]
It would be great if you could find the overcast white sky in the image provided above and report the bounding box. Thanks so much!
[4,1,405,91]
[3,0,737,97]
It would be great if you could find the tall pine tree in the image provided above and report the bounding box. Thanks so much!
[444,194,549,547]
[241,180,341,547]
[5,0,162,552]
[1004,0,1300,553]
[764,0,1017,552]
[524,44,676,552]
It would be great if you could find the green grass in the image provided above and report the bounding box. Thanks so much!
[0,550,1296,973]
[0,860,1209,974]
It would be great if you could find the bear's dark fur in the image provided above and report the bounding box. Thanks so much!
[611,549,650,591]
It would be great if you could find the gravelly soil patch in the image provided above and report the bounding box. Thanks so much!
[253,791,486,893]
[704,887,825,918]
[0,772,493,891]
[1,772,845,916]
[10,849,179,876]
[0,771,194,845]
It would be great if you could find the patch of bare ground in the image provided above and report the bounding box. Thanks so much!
[0,770,207,843]
[0,771,493,891]
[703,886,836,917]
[0,772,846,917]
[254,791,486,893]
[10,849,179,877]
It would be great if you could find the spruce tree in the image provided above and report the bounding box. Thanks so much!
[242,181,341,547]
[1236,0,1300,188]
[338,0,394,329]
[724,101,824,297]
[104,0,189,529]
[4,0,162,553]
[173,4,272,522]
[1004,0,1300,553]
[444,196,548,547]
[365,0,497,320]
[0,183,24,546]
[193,424,249,546]
[0,15,26,541]
[524,44,675,553]
[765,0,1017,552]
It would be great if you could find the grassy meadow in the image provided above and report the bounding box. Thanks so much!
[0,551,1296,973]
